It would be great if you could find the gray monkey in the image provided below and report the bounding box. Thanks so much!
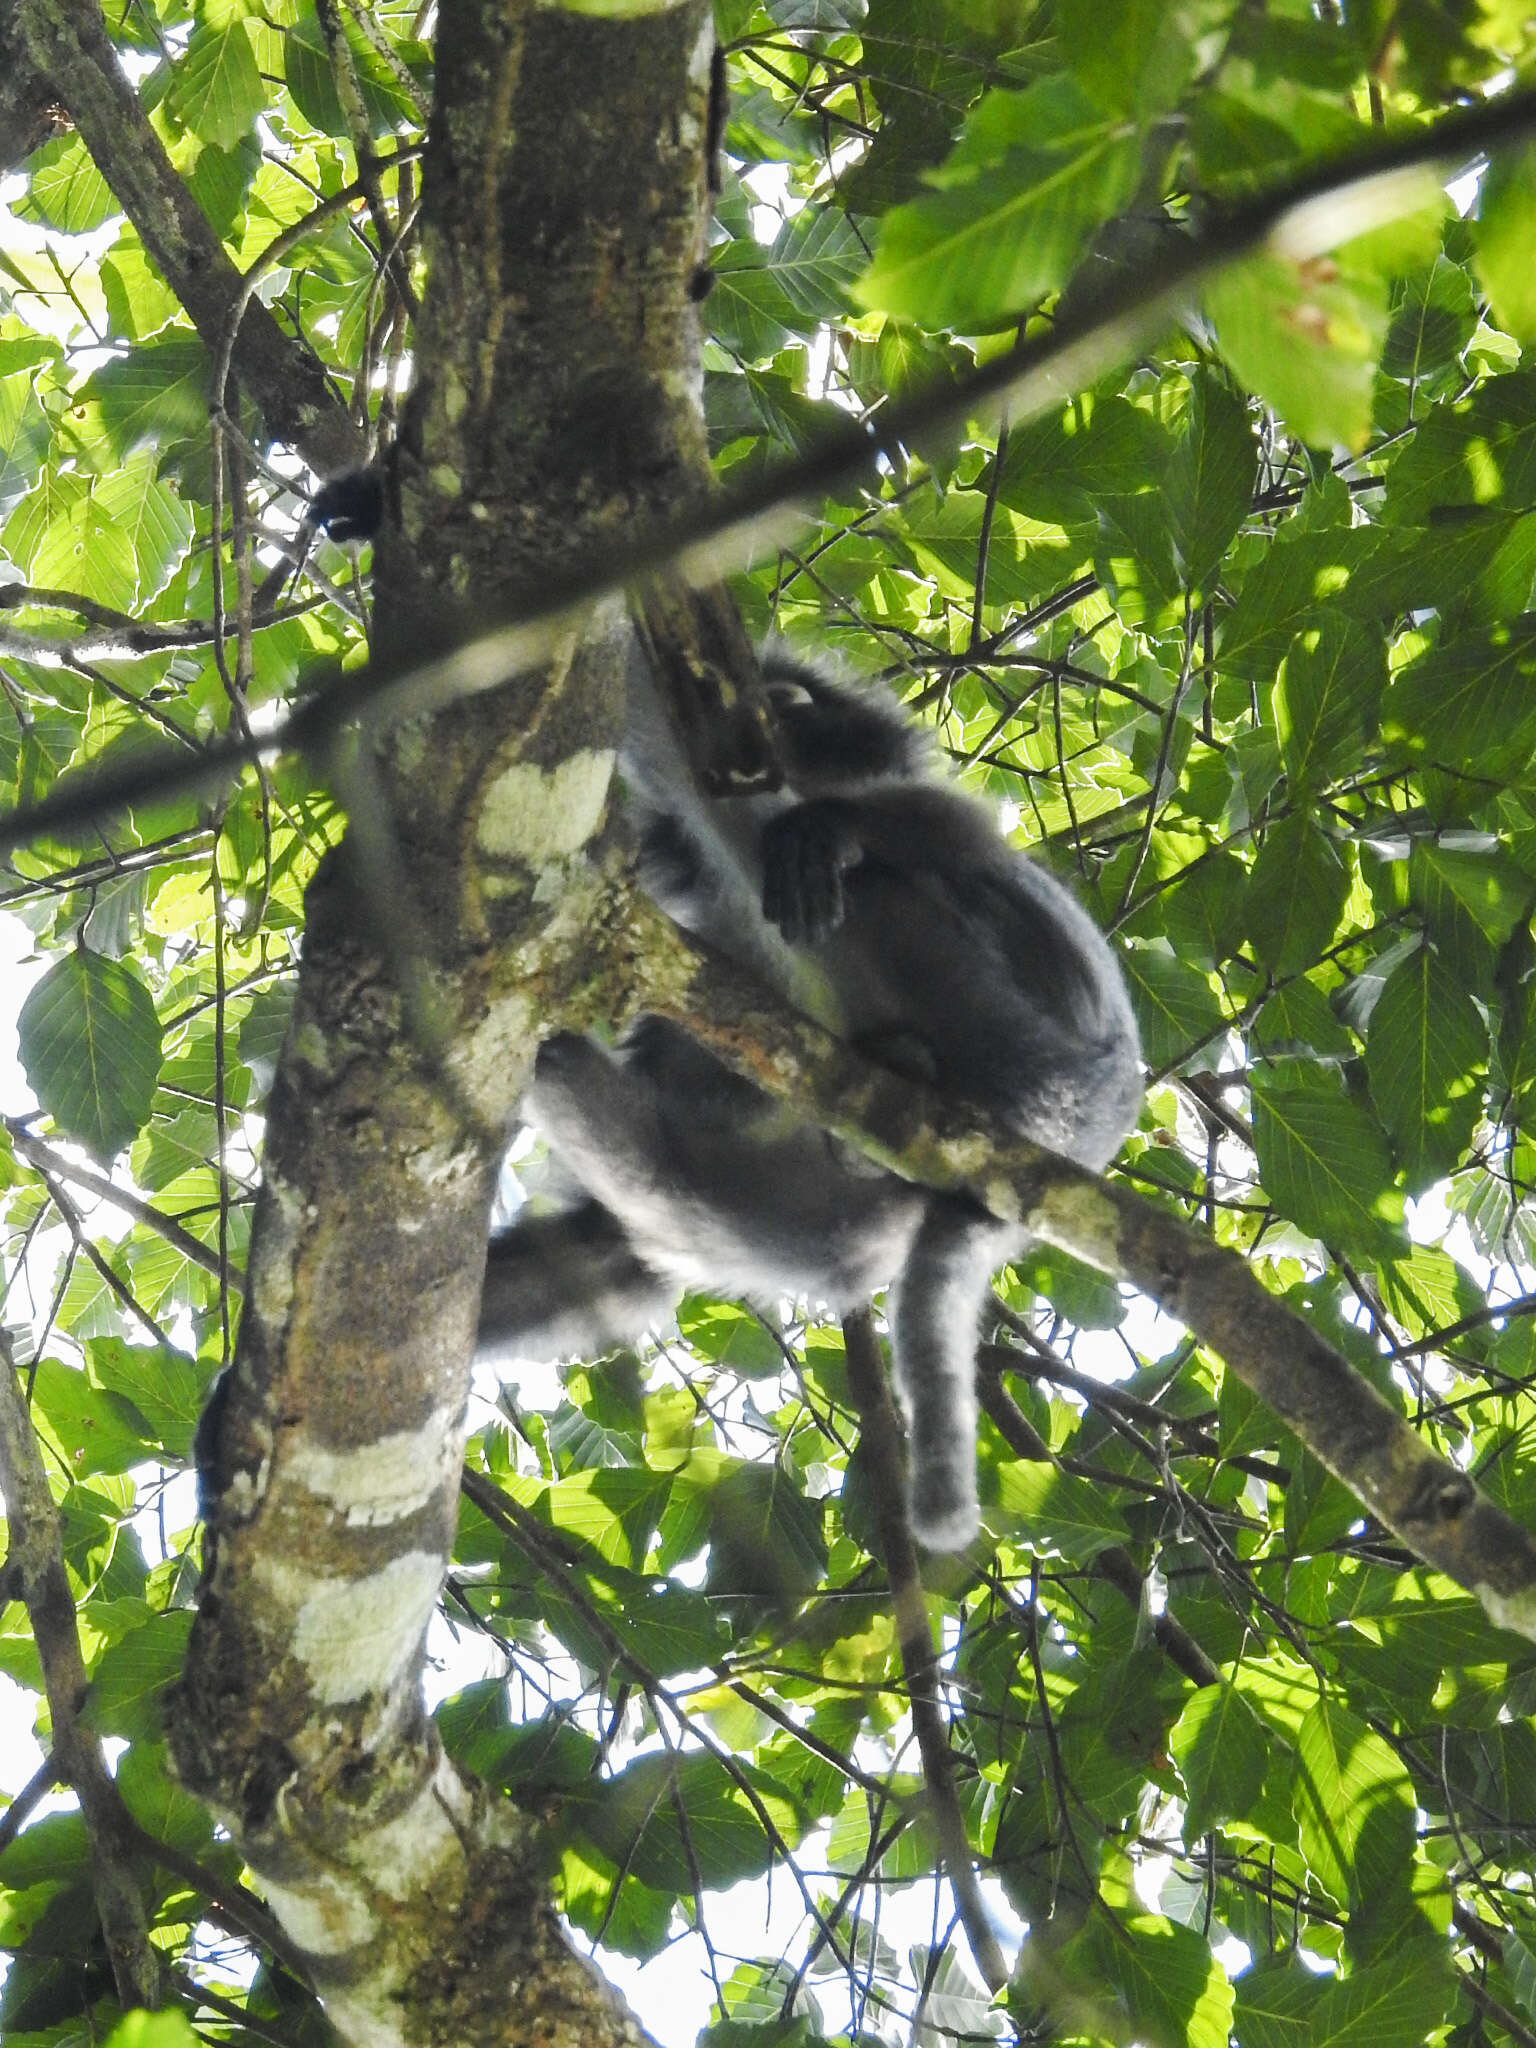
[477,645,1141,1551]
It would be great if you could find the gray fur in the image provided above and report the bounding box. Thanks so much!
[478,647,1142,1550]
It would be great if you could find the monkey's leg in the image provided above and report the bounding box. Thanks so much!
[524,1033,673,1214]
[889,1201,1008,1551]
[477,1200,673,1362]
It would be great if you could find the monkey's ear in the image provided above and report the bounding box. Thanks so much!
[310,468,384,544]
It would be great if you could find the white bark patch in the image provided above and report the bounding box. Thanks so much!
[1478,1580,1536,1645]
[1026,1178,1123,1274]
[260,1867,376,1957]
[271,1551,444,1701]
[321,1988,412,2048]
[477,747,615,862]
[286,1406,464,1526]
[354,1749,476,1902]
[249,1173,307,1327]
[538,0,696,15]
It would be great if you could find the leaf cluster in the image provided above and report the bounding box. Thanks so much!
[3,0,1536,2044]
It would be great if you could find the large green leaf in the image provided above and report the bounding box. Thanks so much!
[94,460,194,605]
[992,1462,1132,1559]
[858,75,1141,329]
[574,1751,805,1892]
[1056,1907,1235,2048]
[1381,616,1536,776]
[1207,248,1386,452]
[17,137,119,234]
[1365,944,1487,1191]
[1245,813,1350,975]
[30,491,139,610]
[1251,1075,1404,1254]
[1233,1946,1453,2048]
[18,949,163,1162]
[1293,1697,1418,1916]
[1164,371,1258,596]
[81,338,211,460]
[1059,0,1236,122]
[1171,1681,1269,1841]
[169,20,265,151]
[1272,615,1385,791]
[1121,945,1227,1070]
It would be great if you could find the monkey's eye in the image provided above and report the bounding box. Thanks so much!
[765,680,815,712]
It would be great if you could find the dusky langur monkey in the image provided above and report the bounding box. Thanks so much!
[478,646,1142,1551]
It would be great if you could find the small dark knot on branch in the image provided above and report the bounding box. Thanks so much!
[1409,1469,1475,1523]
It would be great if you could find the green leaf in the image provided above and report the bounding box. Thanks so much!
[29,1356,153,1478]
[1301,1945,1454,2048]
[1245,813,1350,975]
[1164,371,1258,597]
[1251,978,1354,1062]
[281,12,419,139]
[81,338,212,461]
[1217,526,1426,682]
[1095,488,1183,628]
[1251,1075,1404,1255]
[1059,0,1236,122]
[1381,616,1536,777]
[704,1461,826,1604]
[1207,248,1386,451]
[18,949,163,1161]
[996,394,1175,523]
[1293,1696,1414,1906]
[541,1468,673,1569]
[1408,841,1532,950]
[1476,145,1536,344]
[1120,946,1227,1070]
[1385,367,1536,523]
[169,20,264,151]
[858,76,1141,329]
[87,1337,209,1462]
[18,137,119,234]
[102,2012,202,2048]
[993,1463,1131,1560]
[762,208,866,323]
[1273,615,1385,791]
[79,1611,194,1744]
[95,460,194,604]
[1057,1907,1235,2048]
[1382,254,1478,382]
[1171,1681,1269,1841]
[1365,944,1486,1191]
[575,1750,804,1891]
[30,490,139,610]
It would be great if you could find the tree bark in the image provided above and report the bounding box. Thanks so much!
[168,3,715,2039]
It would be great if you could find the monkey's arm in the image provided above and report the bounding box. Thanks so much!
[477,1201,672,1362]
[759,786,1010,942]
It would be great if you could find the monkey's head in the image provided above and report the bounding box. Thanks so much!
[752,653,930,790]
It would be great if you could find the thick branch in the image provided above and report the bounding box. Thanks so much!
[0,1333,164,2009]
[168,5,719,2042]
[633,920,1536,1642]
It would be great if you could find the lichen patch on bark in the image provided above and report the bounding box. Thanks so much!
[261,1550,444,1702]
[285,1405,467,1525]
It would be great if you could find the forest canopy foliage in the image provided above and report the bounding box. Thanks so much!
[3,1,1536,2044]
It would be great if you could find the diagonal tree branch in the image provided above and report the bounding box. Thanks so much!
[13,0,365,478]
[0,1331,164,2009]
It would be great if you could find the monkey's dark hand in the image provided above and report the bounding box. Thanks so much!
[761,800,864,943]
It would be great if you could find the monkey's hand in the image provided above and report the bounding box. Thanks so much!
[760,800,864,943]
